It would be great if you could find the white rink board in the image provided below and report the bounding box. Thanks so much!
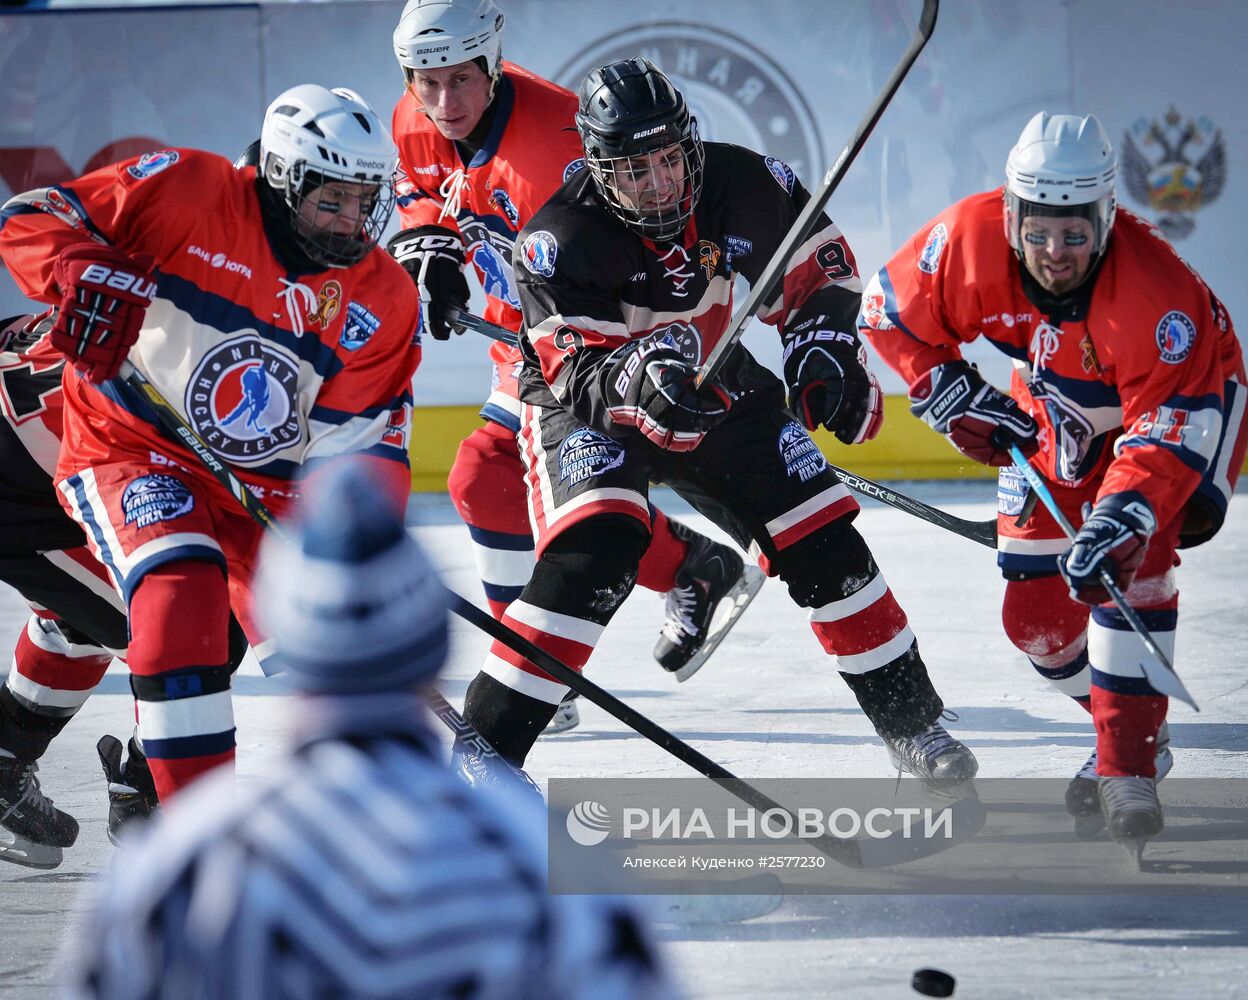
[1,484,1246,999]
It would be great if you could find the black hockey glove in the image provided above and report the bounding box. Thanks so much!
[1058,492,1156,605]
[782,320,883,444]
[606,340,733,452]
[909,360,1039,467]
[386,225,469,341]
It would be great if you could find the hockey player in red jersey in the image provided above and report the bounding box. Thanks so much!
[859,112,1246,850]
[455,58,974,792]
[386,0,764,734]
[0,86,421,826]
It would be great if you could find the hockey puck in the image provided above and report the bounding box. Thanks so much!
[911,967,955,997]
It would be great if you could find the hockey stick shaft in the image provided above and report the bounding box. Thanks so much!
[829,463,997,549]
[696,0,938,388]
[117,361,538,783]
[446,306,519,346]
[1007,444,1198,711]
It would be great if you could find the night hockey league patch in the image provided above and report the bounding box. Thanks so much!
[1155,310,1196,364]
[765,156,796,194]
[558,428,626,487]
[521,231,558,277]
[778,420,827,482]
[122,474,194,528]
[918,223,948,275]
[563,157,586,182]
[126,150,180,180]
[187,339,300,464]
[341,301,381,352]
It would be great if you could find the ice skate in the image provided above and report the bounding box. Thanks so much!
[543,690,580,735]
[1098,775,1163,867]
[98,734,159,846]
[1066,721,1171,839]
[450,739,543,800]
[883,720,978,795]
[654,525,764,682]
[0,749,79,869]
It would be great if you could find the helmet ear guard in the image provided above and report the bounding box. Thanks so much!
[1003,112,1117,260]
[259,85,398,269]
[574,57,705,243]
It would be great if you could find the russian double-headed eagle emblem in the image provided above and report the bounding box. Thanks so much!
[1121,106,1225,240]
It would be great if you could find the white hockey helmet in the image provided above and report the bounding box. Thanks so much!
[259,84,398,268]
[1004,112,1117,260]
[393,0,505,91]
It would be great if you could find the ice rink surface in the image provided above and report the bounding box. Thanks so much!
[1,483,1245,999]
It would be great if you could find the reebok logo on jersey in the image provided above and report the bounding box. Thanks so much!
[77,264,157,300]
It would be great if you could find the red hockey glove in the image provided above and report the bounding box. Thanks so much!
[606,339,733,451]
[50,244,156,382]
[782,321,883,444]
[1058,492,1156,605]
[909,360,1038,466]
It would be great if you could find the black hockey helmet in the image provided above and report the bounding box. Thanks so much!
[575,57,704,242]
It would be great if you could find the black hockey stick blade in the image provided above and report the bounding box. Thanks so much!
[445,306,519,346]
[829,463,997,549]
[696,0,938,388]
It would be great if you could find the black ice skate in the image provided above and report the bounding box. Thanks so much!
[97,734,159,846]
[0,749,79,868]
[1098,775,1163,867]
[543,690,580,735]
[883,720,979,795]
[653,525,764,682]
[1065,721,1171,839]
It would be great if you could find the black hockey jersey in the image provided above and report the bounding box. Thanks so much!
[514,142,863,436]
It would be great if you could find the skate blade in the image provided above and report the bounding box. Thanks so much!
[1118,838,1148,870]
[0,830,64,870]
[673,566,765,683]
[653,873,783,925]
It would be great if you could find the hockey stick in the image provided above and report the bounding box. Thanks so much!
[696,0,939,388]
[1007,444,1198,711]
[445,306,519,346]
[116,360,540,791]
[829,463,997,549]
[119,362,982,869]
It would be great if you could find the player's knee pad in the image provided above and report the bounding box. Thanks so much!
[528,516,648,623]
[1001,574,1089,659]
[447,422,529,534]
[769,518,876,609]
[126,560,230,676]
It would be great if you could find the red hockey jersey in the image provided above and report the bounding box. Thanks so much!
[0,149,422,513]
[860,189,1244,538]
[392,62,585,368]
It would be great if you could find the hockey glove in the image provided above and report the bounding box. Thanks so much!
[50,244,156,382]
[386,225,469,341]
[606,340,733,452]
[782,322,883,444]
[909,360,1038,466]
[1058,492,1156,605]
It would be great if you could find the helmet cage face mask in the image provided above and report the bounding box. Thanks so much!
[267,157,398,269]
[1003,191,1114,262]
[260,85,398,269]
[580,111,704,243]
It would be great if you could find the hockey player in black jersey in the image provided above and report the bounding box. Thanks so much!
[458,57,977,791]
